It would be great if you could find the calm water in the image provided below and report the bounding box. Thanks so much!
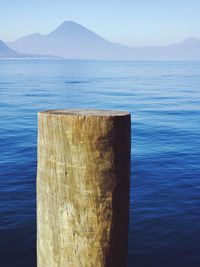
[1,60,200,267]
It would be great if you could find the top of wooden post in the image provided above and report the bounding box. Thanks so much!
[39,109,130,117]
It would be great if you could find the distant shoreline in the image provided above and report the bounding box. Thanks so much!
[1,58,200,62]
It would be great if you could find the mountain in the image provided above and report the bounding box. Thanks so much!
[134,37,200,60]
[181,37,200,45]
[7,21,200,60]
[0,39,61,59]
[7,21,134,59]
[115,37,200,60]
[0,40,25,58]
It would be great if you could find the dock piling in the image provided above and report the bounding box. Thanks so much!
[37,109,131,267]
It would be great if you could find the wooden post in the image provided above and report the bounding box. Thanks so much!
[37,109,131,267]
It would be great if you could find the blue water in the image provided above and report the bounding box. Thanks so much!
[1,60,200,267]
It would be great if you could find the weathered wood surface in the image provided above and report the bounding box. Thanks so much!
[37,109,131,267]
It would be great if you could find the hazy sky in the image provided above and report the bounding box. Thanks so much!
[1,0,200,46]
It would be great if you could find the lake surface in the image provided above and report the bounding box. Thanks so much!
[0,60,200,267]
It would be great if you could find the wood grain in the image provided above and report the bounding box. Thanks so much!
[37,109,131,267]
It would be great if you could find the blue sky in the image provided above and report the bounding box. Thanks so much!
[1,0,200,46]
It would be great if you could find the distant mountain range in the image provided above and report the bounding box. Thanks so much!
[0,39,60,59]
[0,40,25,58]
[1,21,200,60]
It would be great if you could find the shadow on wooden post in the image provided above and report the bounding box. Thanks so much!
[37,109,131,267]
